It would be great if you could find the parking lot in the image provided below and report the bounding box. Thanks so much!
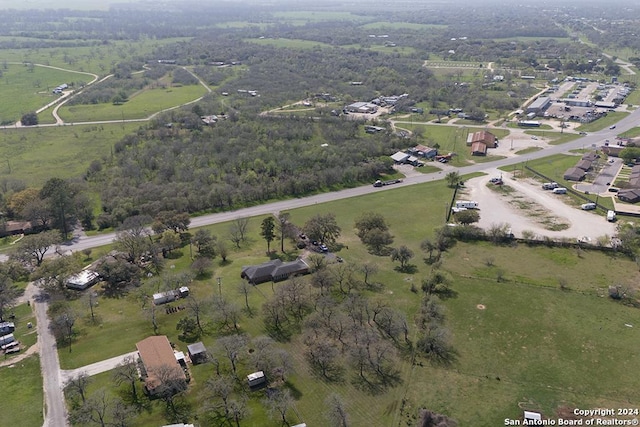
[464,171,618,240]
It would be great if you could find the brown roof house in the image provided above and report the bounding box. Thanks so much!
[618,189,640,203]
[467,130,497,148]
[575,159,592,171]
[563,167,586,181]
[136,336,187,396]
[241,258,310,285]
[471,141,487,156]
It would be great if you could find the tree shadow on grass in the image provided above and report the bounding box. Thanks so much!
[393,264,418,274]
[351,371,402,396]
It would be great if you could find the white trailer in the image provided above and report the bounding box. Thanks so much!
[455,201,478,209]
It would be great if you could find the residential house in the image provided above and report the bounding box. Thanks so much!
[575,160,592,171]
[563,167,586,181]
[66,270,100,290]
[618,189,640,203]
[602,145,624,157]
[241,259,310,285]
[136,336,187,396]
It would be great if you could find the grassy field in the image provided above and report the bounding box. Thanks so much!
[0,38,190,76]
[575,112,630,132]
[48,173,640,426]
[0,122,141,187]
[0,64,91,124]
[271,11,369,22]
[244,37,333,50]
[0,302,42,427]
[359,22,447,31]
[619,126,640,138]
[57,83,208,122]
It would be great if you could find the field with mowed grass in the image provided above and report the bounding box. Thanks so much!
[0,356,44,427]
[0,64,92,124]
[0,122,141,186]
[53,176,640,426]
[57,83,208,122]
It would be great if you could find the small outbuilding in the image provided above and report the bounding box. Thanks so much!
[247,371,266,388]
[390,151,410,163]
[471,142,487,156]
[187,342,207,364]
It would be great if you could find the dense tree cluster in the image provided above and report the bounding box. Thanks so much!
[94,115,395,219]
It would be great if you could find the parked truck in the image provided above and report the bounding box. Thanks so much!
[542,182,559,190]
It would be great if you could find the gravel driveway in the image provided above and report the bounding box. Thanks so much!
[464,170,618,240]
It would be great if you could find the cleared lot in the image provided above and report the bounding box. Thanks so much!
[463,171,618,240]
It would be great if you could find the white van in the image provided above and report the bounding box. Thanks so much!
[552,187,567,194]
[607,210,616,222]
[581,202,596,210]
[455,201,478,209]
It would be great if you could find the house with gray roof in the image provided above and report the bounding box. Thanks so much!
[241,259,310,284]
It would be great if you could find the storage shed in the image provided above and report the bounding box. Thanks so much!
[187,342,208,364]
[247,371,266,388]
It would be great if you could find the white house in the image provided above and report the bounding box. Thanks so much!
[67,270,100,290]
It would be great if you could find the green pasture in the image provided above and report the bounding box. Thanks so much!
[0,38,190,76]
[272,11,369,22]
[0,356,43,427]
[619,126,640,139]
[0,122,140,187]
[0,64,90,124]
[359,22,447,31]
[213,21,269,29]
[244,37,333,50]
[575,112,630,132]
[57,84,207,122]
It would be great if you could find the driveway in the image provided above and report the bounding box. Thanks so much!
[60,351,139,385]
[576,157,622,194]
[466,171,618,240]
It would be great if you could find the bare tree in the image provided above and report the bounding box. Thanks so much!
[186,295,210,333]
[65,372,92,405]
[205,375,235,420]
[238,281,253,314]
[0,276,20,322]
[54,309,77,352]
[108,397,137,427]
[305,333,342,380]
[216,334,248,376]
[325,393,350,427]
[213,296,242,332]
[84,291,99,323]
[234,217,249,242]
[360,262,378,287]
[84,388,110,427]
[112,355,139,402]
[264,388,294,426]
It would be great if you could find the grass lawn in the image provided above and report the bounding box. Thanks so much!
[0,356,43,427]
[0,64,91,124]
[244,37,333,50]
[619,126,640,138]
[575,112,630,133]
[0,38,191,76]
[0,122,141,187]
[57,84,208,122]
[359,22,447,31]
[523,130,581,146]
[515,147,543,155]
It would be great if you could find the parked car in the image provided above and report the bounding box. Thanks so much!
[609,125,616,130]
[319,244,329,252]
[581,203,596,210]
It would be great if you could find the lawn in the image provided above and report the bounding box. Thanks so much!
[57,83,208,122]
[0,356,44,427]
[0,38,191,76]
[359,22,448,31]
[0,64,91,124]
[575,112,630,133]
[0,122,141,187]
[619,126,640,138]
[244,38,333,50]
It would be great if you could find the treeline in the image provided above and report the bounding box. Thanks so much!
[90,114,397,225]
